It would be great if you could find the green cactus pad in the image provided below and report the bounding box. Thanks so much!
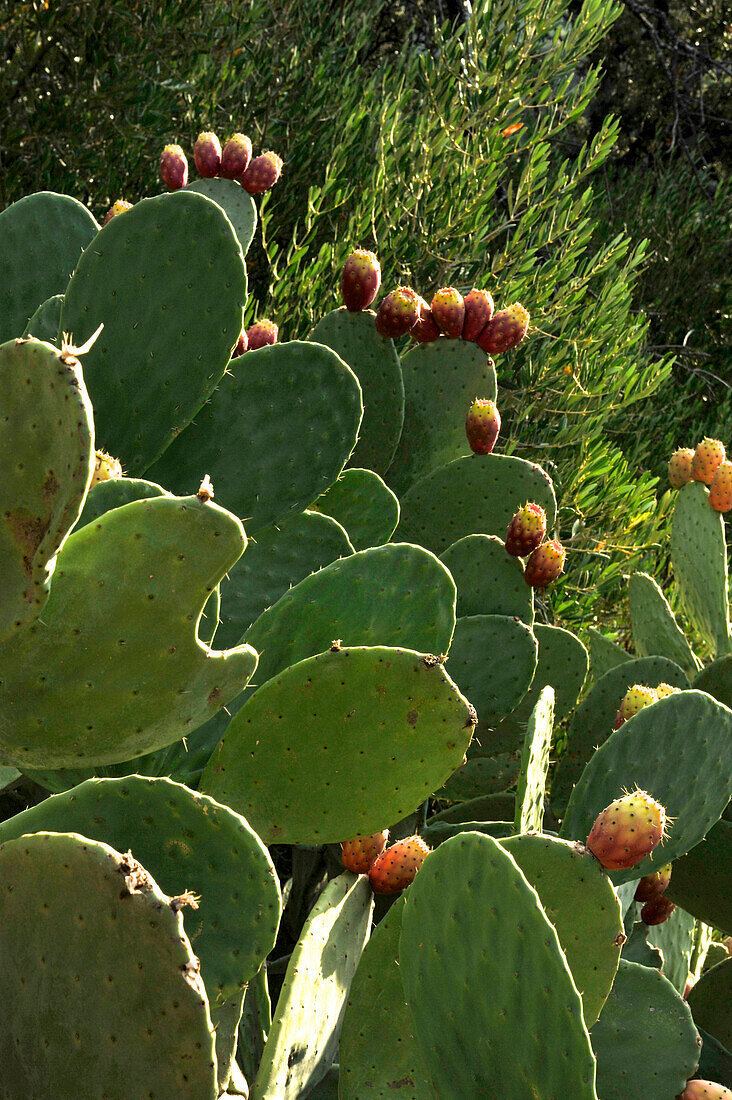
[396,453,557,554]
[0,338,94,641]
[202,646,475,844]
[551,656,689,815]
[399,832,597,1098]
[695,655,732,709]
[212,988,246,1094]
[0,776,281,1000]
[560,690,732,883]
[436,752,521,800]
[238,964,270,1085]
[666,820,732,935]
[308,307,403,474]
[0,191,99,343]
[697,1028,732,1091]
[0,831,218,1098]
[439,533,534,622]
[60,189,246,474]
[629,572,702,677]
[671,480,732,656]
[22,292,63,342]
[76,476,169,528]
[688,958,732,1048]
[645,904,698,993]
[187,177,257,256]
[590,960,700,1100]
[429,793,516,825]
[310,468,399,550]
[215,510,353,649]
[147,340,363,532]
[386,339,497,494]
[588,628,632,680]
[501,833,623,1026]
[514,685,554,834]
[0,494,258,768]
[251,872,373,1100]
[339,894,437,1099]
[243,543,457,690]
[422,819,515,844]
[621,921,664,969]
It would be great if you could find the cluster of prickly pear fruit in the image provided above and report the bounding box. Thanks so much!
[669,438,732,512]
[502,501,566,588]
[160,130,283,194]
[341,831,430,894]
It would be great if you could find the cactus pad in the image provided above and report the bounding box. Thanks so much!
[187,177,257,256]
[666,820,732,935]
[21,292,63,343]
[629,572,702,677]
[439,533,534,622]
[437,752,522,800]
[687,958,732,1049]
[671,481,731,656]
[514,685,554,834]
[76,476,169,528]
[310,468,399,550]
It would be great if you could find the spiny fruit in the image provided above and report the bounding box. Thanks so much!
[341,830,389,874]
[193,131,222,178]
[103,199,133,225]
[681,1081,732,1099]
[431,287,465,338]
[220,133,252,179]
[462,289,495,342]
[614,684,658,728]
[634,863,672,903]
[655,682,681,699]
[477,303,529,354]
[374,287,421,338]
[159,144,188,190]
[341,249,381,312]
[90,450,123,488]
[411,296,442,343]
[523,540,565,588]
[246,320,279,350]
[668,447,695,489]
[640,894,676,926]
[505,502,547,557]
[691,438,726,485]
[368,835,431,894]
[241,151,283,194]
[709,460,732,512]
[586,789,667,871]
[232,330,248,358]
[465,399,501,455]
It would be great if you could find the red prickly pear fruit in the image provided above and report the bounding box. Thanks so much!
[691,438,726,485]
[477,303,529,354]
[465,399,501,455]
[462,289,495,342]
[246,320,279,350]
[241,151,283,194]
[634,862,672,903]
[614,684,658,729]
[159,144,188,190]
[368,835,431,894]
[90,450,123,488]
[681,1082,732,1099]
[374,287,421,338]
[586,788,667,871]
[668,447,695,489]
[523,540,565,588]
[341,830,389,874]
[232,330,249,358]
[411,297,442,343]
[641,894,676,925]
[220,133,252,179]
[709,460,732,512]
[193,131,222,178]
[341,249,381,312]
[505,502,547,557]
[431,287,465,338]
[103,199,133,225]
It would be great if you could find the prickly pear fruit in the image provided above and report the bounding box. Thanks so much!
[668,447,695,489]
[246,320,279,350]
[462,289,495,342]
[505,502,547,557]
[341,249,381,312]
[431,287,465,338]
[477,303,529,354]
[634,863,672,903]
[341,830,389,874]
[241,151,283,194]
[523,540,565,588]
[103,199,133,225]
[220,133,252,179]
[465,399,501,455]
[586,788,667,871]
[691,438,726,485]
[193,131,222,178]
[374,287,421,338]
[159,144,188,190]
[614,684,658,729]
[681,1082,732,1099]
[232,330,249,358]
[641,894,676,925]
[709,460,732,513]
[411,297,442,343]
[90,450,123,488]
[368,836,430,894]
[655,682,681,700]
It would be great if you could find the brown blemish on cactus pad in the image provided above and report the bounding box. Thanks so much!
[5,508,52,578]
[118,851,155,896]
[207,687,221,706]
[406,710,418,726]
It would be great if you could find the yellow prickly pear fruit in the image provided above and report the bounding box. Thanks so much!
[668,448,695,489]
[90,450,123,488]
[586,788,667,871]
[614,684,658,728]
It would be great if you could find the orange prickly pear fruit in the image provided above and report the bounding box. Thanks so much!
[194,132,222,178]
[462,289,495,342]
[241,151,283,194]
[586,788,667,871]
[103,199,133,225]
[374,287,421,338]
[431,287,465,338]
[523,540,565,588]
[341,831,389,874]
[341,249,381,312]
[411,296,442,343]
[159,144,188,190]
[614,684,658,728]
[505,502,547,557]
[634,862,672,902]
[681,1082,732,1099]
[477,303,529,354]
[709,460,732,512]
[246,320,279,350]
[465,399,501,455]
[668,447,695,488]
[220,133,252,179]
[691,438,726,485]
[368,836,430,894]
